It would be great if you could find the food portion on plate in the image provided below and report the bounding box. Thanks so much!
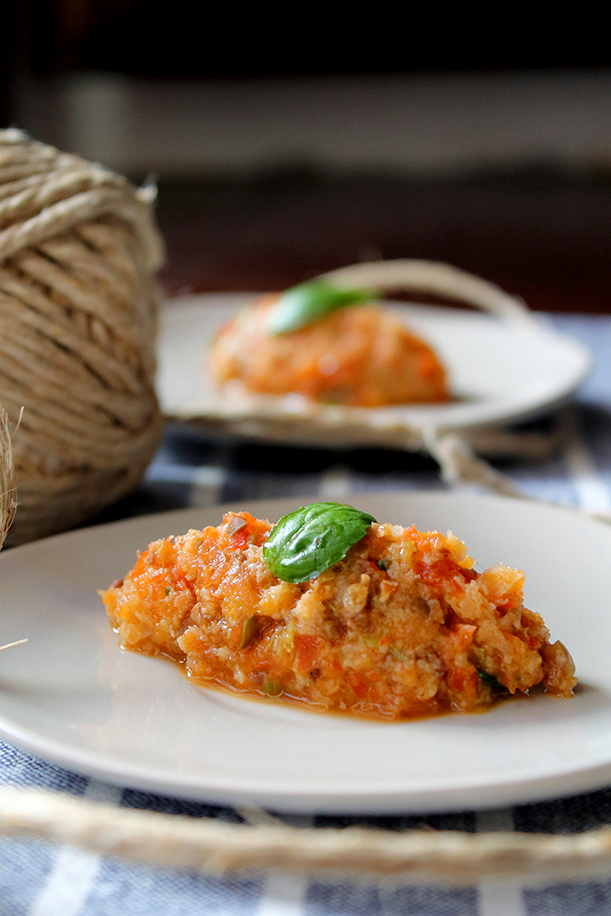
[101,501,576,720]
[208,280,449,407]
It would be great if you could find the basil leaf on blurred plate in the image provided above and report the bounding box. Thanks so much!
[266,281,375,335]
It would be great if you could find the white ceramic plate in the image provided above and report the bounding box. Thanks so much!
[156,294,592,448]
[0,491,609,814]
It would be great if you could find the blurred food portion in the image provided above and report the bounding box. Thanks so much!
[209,287,449,407]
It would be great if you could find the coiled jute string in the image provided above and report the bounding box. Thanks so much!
[0,128,163,544]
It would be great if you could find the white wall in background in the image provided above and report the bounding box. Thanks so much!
[14,69,611,177]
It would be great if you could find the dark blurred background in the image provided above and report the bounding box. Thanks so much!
[4,2,611,312]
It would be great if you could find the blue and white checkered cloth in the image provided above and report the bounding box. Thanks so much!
[3,313,611,915]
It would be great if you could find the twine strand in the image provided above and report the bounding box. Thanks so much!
[0,788,611,886]
[321,258,536,329]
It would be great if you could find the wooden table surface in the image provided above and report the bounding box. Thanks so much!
[154,169,611,313]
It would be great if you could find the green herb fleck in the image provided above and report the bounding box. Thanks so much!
[262,679,283,697]
[362,634,380,648]
[164,586,171,596]
[377,559,389,571]
[476,669,507,691]
[263,502,376,583]
[238,615,260,650]
[266,281,376,335]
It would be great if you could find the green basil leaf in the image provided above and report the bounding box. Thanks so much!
[266,281,376,335]
[263,501,377,583]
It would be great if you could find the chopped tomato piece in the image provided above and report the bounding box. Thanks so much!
[294,635,324,674]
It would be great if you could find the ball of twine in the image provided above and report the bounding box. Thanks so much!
[0,129,164,544]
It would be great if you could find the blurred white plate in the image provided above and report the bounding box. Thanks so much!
[0,492,607,814]
[156,294,591,448]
